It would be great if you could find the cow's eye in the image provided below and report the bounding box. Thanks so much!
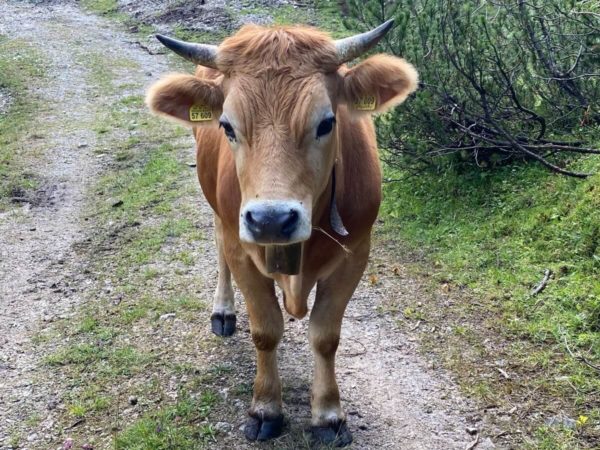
[219,120,236,141]
[316,116,336,139]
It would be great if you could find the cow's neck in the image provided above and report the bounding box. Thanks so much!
[313,163,340,234]
[276,136,344,319]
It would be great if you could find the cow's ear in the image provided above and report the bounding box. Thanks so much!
[146,73,224,127]
[341,54,418,114]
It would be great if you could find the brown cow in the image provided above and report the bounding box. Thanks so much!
[146,20,417,446]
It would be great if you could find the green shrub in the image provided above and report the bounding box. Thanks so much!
[346,0,600,177]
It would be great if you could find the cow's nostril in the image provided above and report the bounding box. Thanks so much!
[245,210,264,236]
[281,209,299,236]
[245,210,256,225]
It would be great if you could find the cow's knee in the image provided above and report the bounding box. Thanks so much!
[251,329,280,352]
[310,329,340,358]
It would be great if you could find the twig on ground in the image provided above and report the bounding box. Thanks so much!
[531,269,551,296]
[66,418,85,430]
[132,41,160,55]
[562,332,600,373]
[497,367,511,380]
[9,197,30,203]
[465,433,479,450]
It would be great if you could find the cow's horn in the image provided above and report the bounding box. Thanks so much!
[335,19,395,64]
[155,34,218,69]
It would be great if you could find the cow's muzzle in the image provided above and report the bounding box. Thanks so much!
[240,200,311,245]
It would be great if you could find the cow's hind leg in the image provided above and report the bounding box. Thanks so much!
[211,216,236,336]
[308,237,371,447]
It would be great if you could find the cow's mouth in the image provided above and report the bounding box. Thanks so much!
[265,243,302,275]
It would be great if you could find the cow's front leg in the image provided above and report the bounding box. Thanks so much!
[308,238,370,447]
[229,254,285,441]
[211,216,236,336]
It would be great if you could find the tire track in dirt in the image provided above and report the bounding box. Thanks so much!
[0,2,495,449]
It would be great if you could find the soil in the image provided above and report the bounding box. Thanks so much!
[0,1,497,449]
[0,88,12,115]
[119,0,311,36]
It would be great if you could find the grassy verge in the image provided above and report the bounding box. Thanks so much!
[232,0,348,36]
[25,43,229,447]
[80,0,123,19]
[378,151,600,447]
[0,36,44,210]
[171,4,347,61]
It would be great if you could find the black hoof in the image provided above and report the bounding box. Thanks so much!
[309,420,353,447]
[211,312,236,336]
[244,414,284,441]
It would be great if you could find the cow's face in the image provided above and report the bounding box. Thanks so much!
[147,22,418,245]
[220,72,340,244]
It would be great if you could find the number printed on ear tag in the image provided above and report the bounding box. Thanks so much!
[189,104,213,122]
[353,95,377,111]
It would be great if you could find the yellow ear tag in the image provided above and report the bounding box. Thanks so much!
[189,104,213,122]
[353,95,377,111]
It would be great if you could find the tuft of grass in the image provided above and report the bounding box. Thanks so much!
[233,1,348,36]
[24,413,42,428]
[526,425,580,450]
[68,403,87,419]
[0,36,44,208]
[8,431,20,449]
[80,0,120,16]
[114,390,218,449]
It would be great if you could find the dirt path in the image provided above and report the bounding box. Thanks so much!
[0,2,101,443]
[0,1,173,447]
[0,2,495,449]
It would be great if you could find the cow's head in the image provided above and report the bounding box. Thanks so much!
[147,21,417,246]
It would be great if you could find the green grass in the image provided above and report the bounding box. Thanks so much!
[170,0,348,46]
[234,0,348,36]
[382,156,600,356]
[0,36,44,208]
[114,391,218,449]
[380,151,600,445]
[236,4,313,25]
[45,342,152,372]
[95,143,188,222]
[313,0,351,37]
[81,0,120,17]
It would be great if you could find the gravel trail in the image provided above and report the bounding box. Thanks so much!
[0,2,170,447]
